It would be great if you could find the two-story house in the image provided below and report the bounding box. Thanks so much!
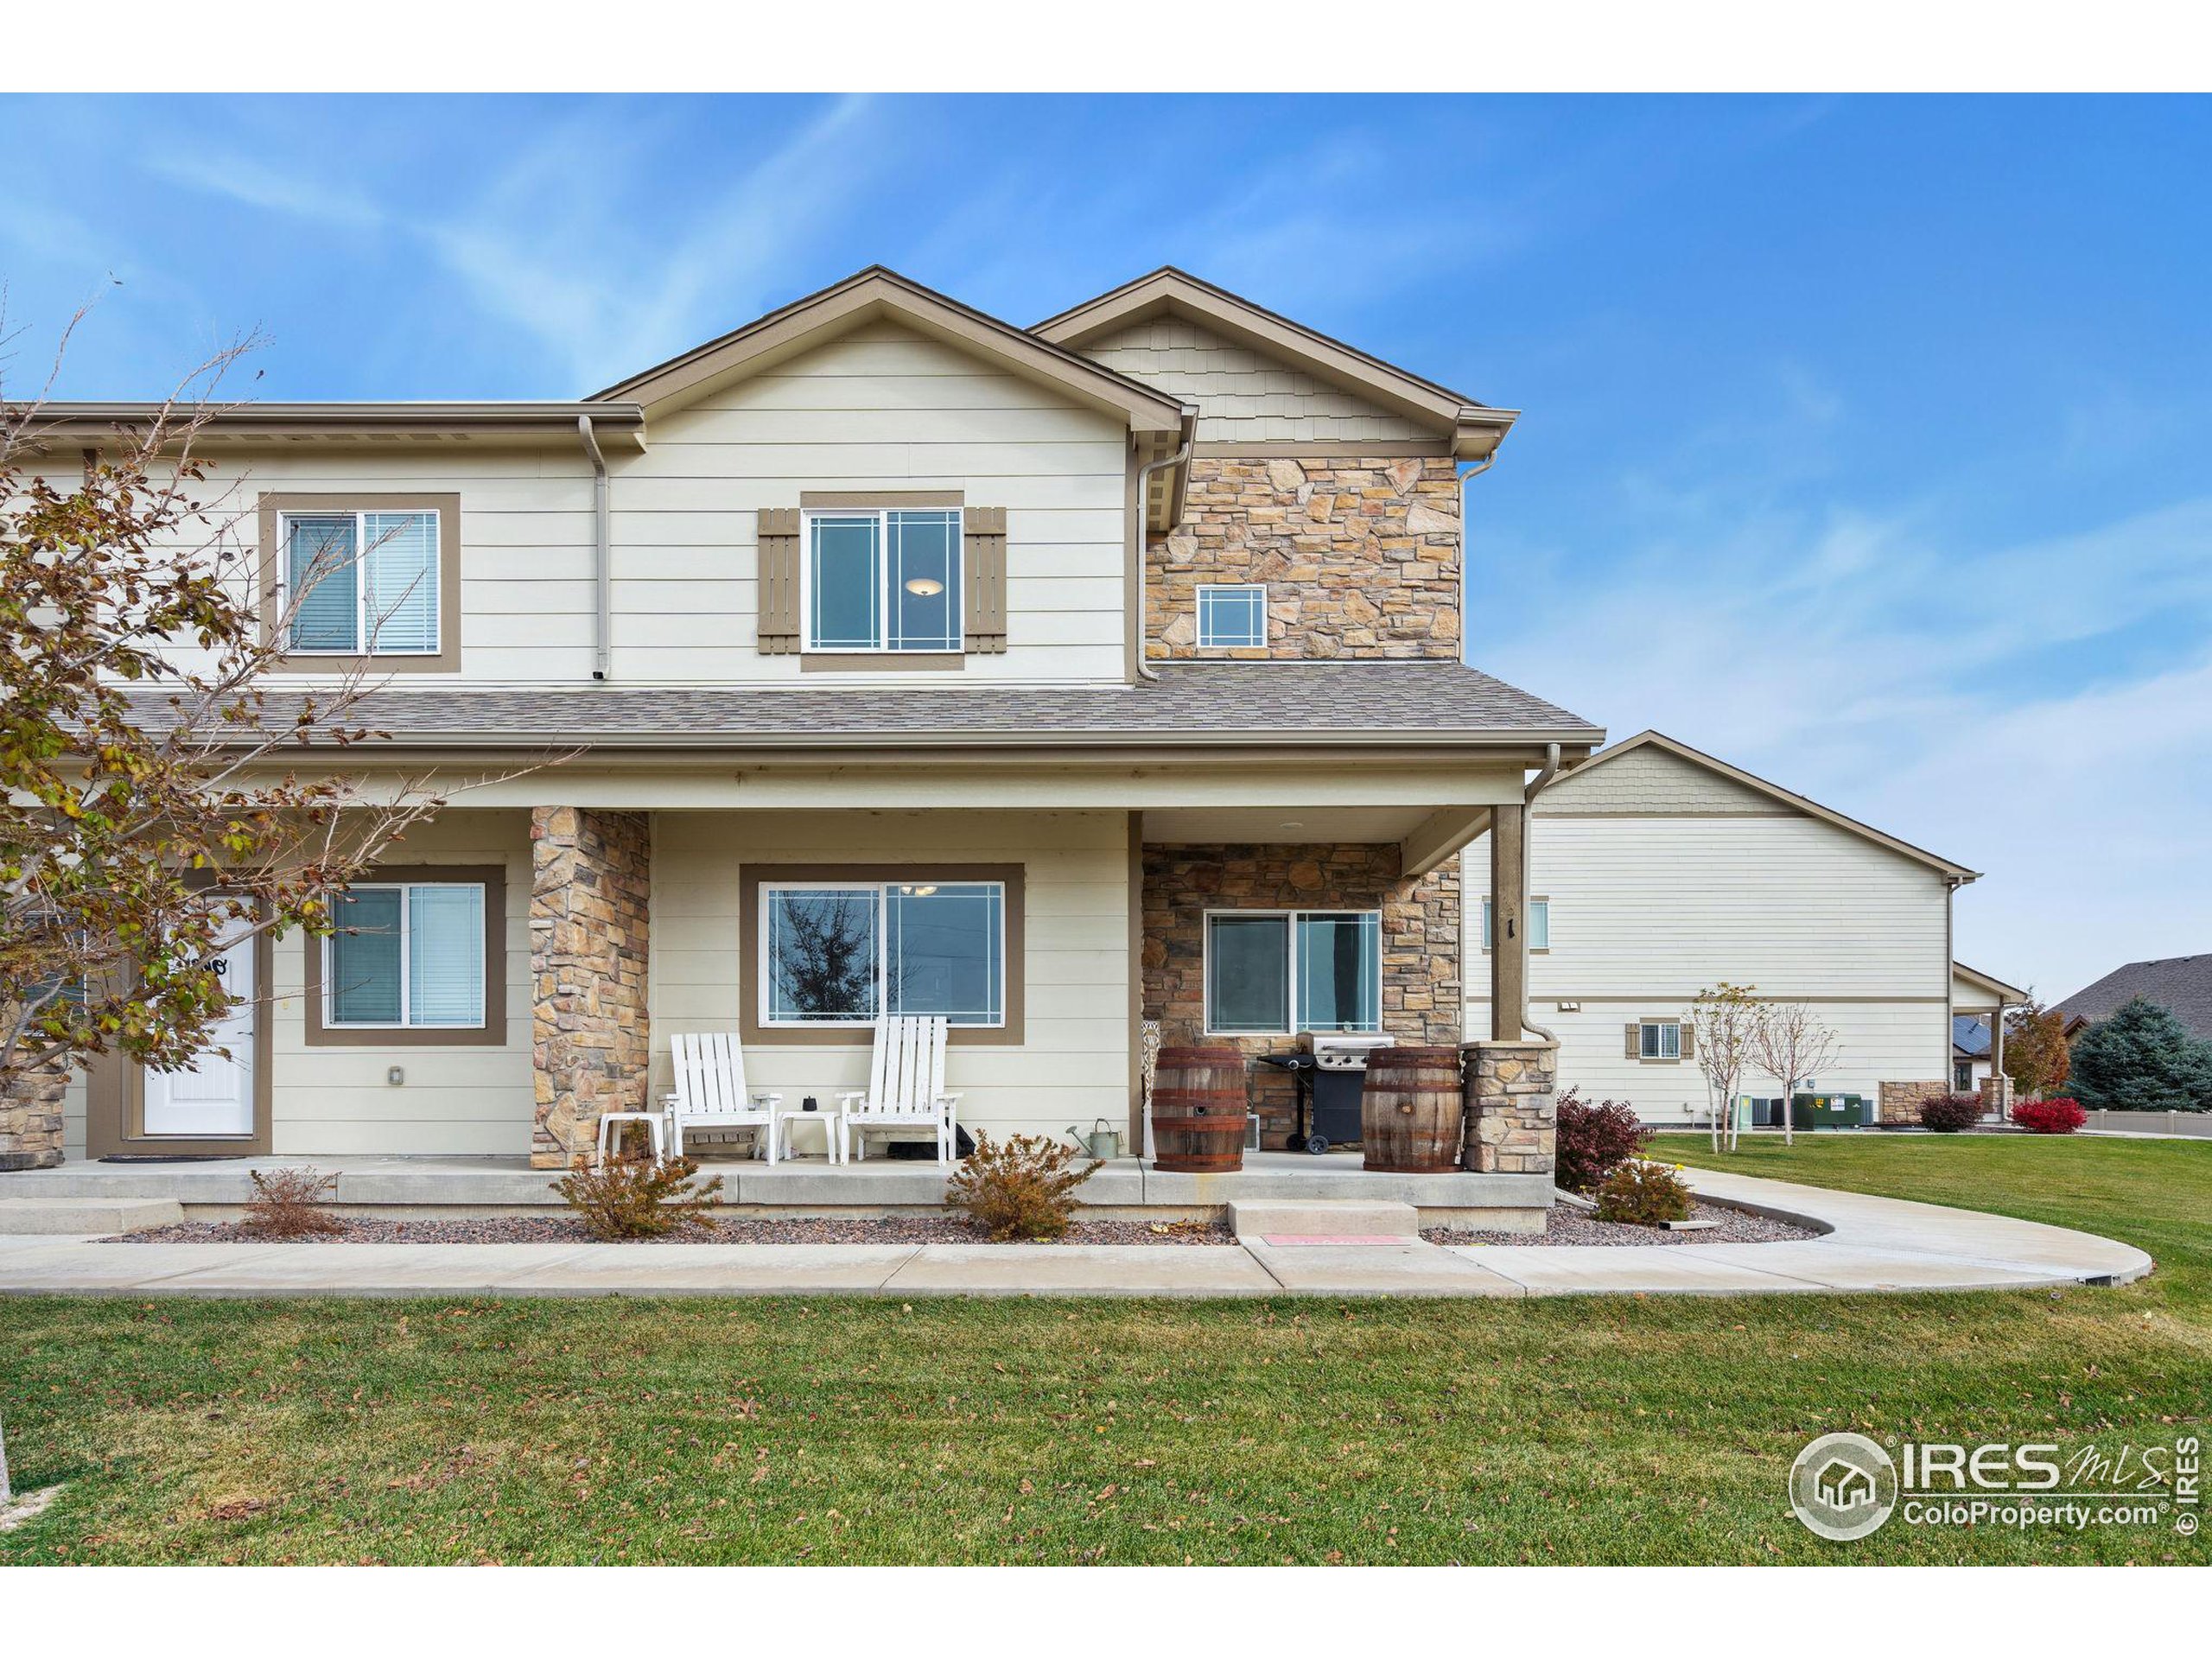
[22,266,1600,1173]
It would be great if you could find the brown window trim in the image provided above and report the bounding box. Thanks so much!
[738,863,1025,1047]
[304,864,508,1047]
[799,652,965,674]
[257,491,462,675]
[85,905,275,1160]
[1636,1015,1685,1065]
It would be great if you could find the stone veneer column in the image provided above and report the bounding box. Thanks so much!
[1878,1079,1948,1125]
[530,807,652,1170]
[1461,1039,1557,1175]
[0,1056,69,1171]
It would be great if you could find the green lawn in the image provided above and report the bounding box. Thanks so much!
[3,1134,2207,1566]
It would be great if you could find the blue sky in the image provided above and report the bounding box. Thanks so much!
[4,92,2208,1001]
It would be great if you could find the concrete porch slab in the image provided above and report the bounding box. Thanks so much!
[1227,1198,1419,1239]
[0,1197,184,1235]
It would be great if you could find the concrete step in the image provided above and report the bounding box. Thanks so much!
[1226,1198,1420,1241]
[0,1197,185,1236]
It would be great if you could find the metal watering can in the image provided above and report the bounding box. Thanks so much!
[1068,1118,1124,1160]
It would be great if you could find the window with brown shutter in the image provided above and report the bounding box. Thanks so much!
[757,507,801,654]
[963,505,1007,653]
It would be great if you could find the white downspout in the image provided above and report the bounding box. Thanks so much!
[578,415,610,682]
[1133,429,1193,683]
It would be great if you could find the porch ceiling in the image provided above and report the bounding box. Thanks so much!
[1142,806,1432,844]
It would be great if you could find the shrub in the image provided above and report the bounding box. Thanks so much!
[552,1149,724,1240]
[1917,1093,1983,1133]
[238,1167,344,1239]
[946,1133,1103,1241]
[2012,1097,2087,1135]
[1554,1088,1653,1194]
[1592,1160,1693,1226]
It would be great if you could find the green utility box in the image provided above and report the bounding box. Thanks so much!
[1790,1092,1870,1128]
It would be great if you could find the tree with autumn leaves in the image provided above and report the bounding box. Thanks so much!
[1,328,540,1166]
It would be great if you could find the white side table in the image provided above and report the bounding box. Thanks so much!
[596,1111,666,1166]
[774,1105,842,1164]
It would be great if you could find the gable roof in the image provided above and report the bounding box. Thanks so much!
[1549,731,1979,880]
[1032,267,1516,460]
[2056,954,2212,1042]
[1954,960,2030,1006]
[591,266,1191,444]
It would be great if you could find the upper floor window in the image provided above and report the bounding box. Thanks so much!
[1481,897,1550,950]
[804,509,963,653]
[1205,909,1381,1036]
[283,510,442,655]
[1196,583,1266,649]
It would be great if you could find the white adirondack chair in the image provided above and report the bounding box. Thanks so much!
[662,1033,783,1161]
[837,1015,962,1164]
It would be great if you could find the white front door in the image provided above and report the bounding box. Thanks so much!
[142,935,256,1137]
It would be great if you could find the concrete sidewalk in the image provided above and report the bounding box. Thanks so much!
[0,1169,2152,1300]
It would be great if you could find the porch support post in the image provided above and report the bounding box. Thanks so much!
[1489,799,1529,1043]
[0,1055,69,1172]
[530,806,652,1170]
[1461,1039,1558,1175]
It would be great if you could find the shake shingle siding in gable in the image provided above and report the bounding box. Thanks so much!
[1082,315,1434,446]
[1540,745,1796,816]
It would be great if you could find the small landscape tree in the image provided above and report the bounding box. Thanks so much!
[2066,997,2212,1114]
[2002,998,2071,1102]
[1,319,555,1166]
[1687,982,1759,1152]
[1751,999,1840,1147]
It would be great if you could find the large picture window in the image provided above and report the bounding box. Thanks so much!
[762,880,1005,1027]
[1205,910,1382,1037]
[804,509,962,653]
[322,882,486,1028]
[283,509,442,655]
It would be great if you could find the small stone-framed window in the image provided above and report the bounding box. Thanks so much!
[1196,583,1267,649]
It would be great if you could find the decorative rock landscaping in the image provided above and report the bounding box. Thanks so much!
[1423,1200,1815,1249]
[106,1213,1238,1247]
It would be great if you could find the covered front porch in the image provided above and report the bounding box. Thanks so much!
[42,741,1566,1206]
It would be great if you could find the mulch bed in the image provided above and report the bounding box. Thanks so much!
[107,1213,1237,1247]
[1423,1199,1816,1248]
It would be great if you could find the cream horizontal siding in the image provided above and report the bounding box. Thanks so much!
[118,316,1132,687]
[1463,803,1954,1118]
[266,810,535,1156]
[650,808,1130,1141]
[1082,316,1433,445]
[1465,998,1950,1122]
[613,320,1128,683]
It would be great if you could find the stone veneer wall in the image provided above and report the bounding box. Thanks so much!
[1141,842,1460,1148]
[1878,1078,1949,1126]
[1149,457,1463,659]
[1462,1039,1557,1174]
[0,1055,69,1171]
[530,807,652,1169]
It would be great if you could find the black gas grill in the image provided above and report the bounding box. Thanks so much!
[1254,1034,1396,1154]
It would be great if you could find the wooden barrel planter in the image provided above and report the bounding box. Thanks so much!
[1151,1045,1249,1173]
[1362,1046,1465,1173]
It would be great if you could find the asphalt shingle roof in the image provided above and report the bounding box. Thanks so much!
[2056,955,2212,1043]
[130,662,1599,749]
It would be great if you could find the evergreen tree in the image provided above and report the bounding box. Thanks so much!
[2067,996,2212,1112]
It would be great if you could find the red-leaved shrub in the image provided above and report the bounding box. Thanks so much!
[1554,1088,1653,1195]
[1918,1093,1984,1133]
[2012,1097,2087,1135]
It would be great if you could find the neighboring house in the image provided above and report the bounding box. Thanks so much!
[2056,955,2212,1044]
[1952,1014,1992,1095]
[1459,731,2026,1124]
[16,266,1600,1171]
